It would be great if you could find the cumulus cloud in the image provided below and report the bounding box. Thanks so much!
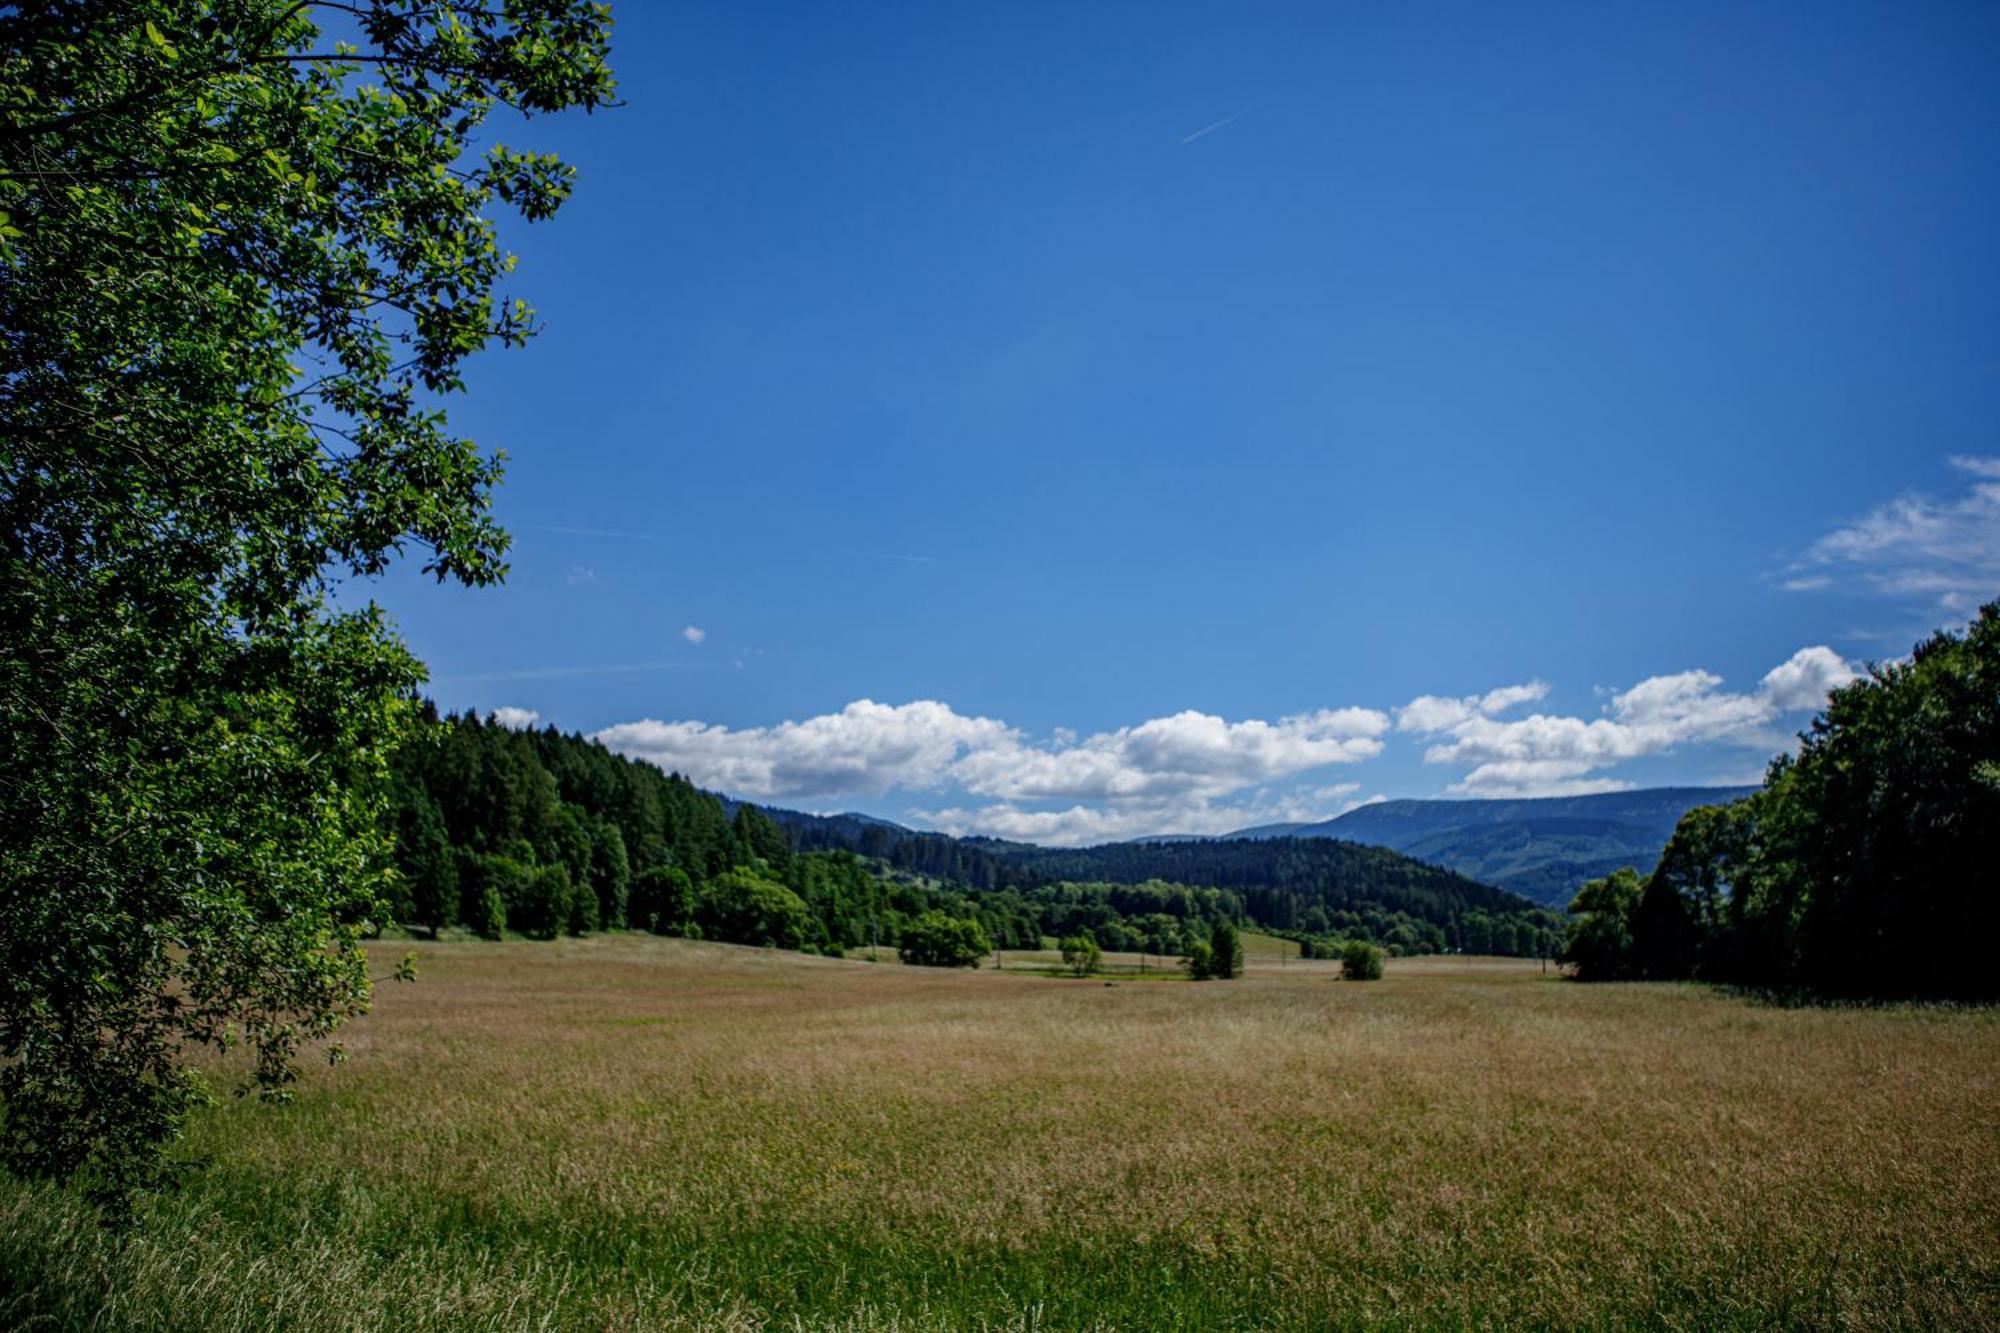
[1787,456,2000,611]
[916,781,1369,846]
[1396,680,1548,733]
[490,706,541,730]
[683,625,706,644]
[1400,647,1858,797]
[596,700,1011,800]
[590,649,1861,840]
[594,700,1389,845]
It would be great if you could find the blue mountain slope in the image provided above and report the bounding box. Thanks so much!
[1226,787,1758,905]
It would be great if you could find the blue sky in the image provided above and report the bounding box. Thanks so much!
[371,1,2000,842]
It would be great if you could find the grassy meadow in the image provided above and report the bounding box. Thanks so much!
[3,936,1996,1330]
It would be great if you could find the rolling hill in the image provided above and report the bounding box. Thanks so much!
[1214,787,1758,905]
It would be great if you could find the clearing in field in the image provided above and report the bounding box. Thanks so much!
[4,936,1996,1330]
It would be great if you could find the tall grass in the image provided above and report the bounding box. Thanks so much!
[3,936,1995,1329]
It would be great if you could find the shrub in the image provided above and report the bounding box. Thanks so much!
[1340,939,1385,980]
[898,911,989,968]
[470,885,507,941]
[1060,932,1101,977]
[699,869,816,950]
[1184,939,1215,980]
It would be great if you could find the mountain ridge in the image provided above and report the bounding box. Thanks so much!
[1187,786,1759,905]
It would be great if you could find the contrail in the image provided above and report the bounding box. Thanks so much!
[1180,100,1266,145]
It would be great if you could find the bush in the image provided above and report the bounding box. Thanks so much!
[898,911,989,968]
[1339,939,1385,980]
[1059,932,1101,977]
[470,885,507,941]
[1184,939,1215,980]
[699,869,817,950]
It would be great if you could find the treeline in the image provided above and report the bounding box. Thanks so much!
[383,707,913,953]
[381,712,1243,956]
[384,709,1560,959]
[1564,605,1998,999]
[990,838,1561,957]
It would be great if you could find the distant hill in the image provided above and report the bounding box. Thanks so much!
[1219,787,1758,905]
[757,801,1555,951]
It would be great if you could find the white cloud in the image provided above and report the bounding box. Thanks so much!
[491,707,541,730]
[594,699,1390,845]
[1758,645,1858,711]
[1789,457,2000,611]
[948,707,1386,805]
[915,781,1369,846]
[596,700,1011,799]
[567,565,596,585]
[1396,680,1547,733]
[590,649,1859,841]
[1400,647,1857,797]
[682,625,706,644]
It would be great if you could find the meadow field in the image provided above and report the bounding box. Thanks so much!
[3,936,1996,1331]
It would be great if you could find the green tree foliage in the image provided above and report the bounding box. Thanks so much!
[0,1,615,1205]
[732,805,794,873]
[1184,939,1216,979]
[469,884,508,942]
[1560,868,1647,981]
[1339,940,1385,981]
[898,913,990,968]
[391,716,1561,970]
[1059,932,1102,977]
[699,870,815,951]
[1207,920,1243,980]
[630,865,696,935]
[386,777,458,938]
[510,865,579,941]
[1569,606,2000,998]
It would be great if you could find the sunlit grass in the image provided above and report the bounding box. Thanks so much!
[4,935,1996,1329]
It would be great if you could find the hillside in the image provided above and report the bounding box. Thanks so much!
[390,712,1560,958]
[1219,788,1758,905]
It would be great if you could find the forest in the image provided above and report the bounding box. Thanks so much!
[1562,604,1999,1000]
[383,706,1562,960]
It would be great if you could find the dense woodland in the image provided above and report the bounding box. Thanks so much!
[383,707,1561,959]
[1563,604,1999,999]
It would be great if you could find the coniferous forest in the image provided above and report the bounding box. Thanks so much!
[383,706,1564,960]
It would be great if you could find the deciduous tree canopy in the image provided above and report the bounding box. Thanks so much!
[0,0,615,1206]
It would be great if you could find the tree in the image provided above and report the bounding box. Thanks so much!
[584,816,631,930]
[511,865,577,941]
[1060,932,1102,977]
[0,2,616,1206]
[1560,868,1647,981]
[1184,939,1216,980]
[387,779,458,938]
[699,869,816,950]
[1208,920,1244,980]
[1339,939,1385,981]
[630,865,697,935]
[1660,605,2000,998]
[898,912,989,968]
